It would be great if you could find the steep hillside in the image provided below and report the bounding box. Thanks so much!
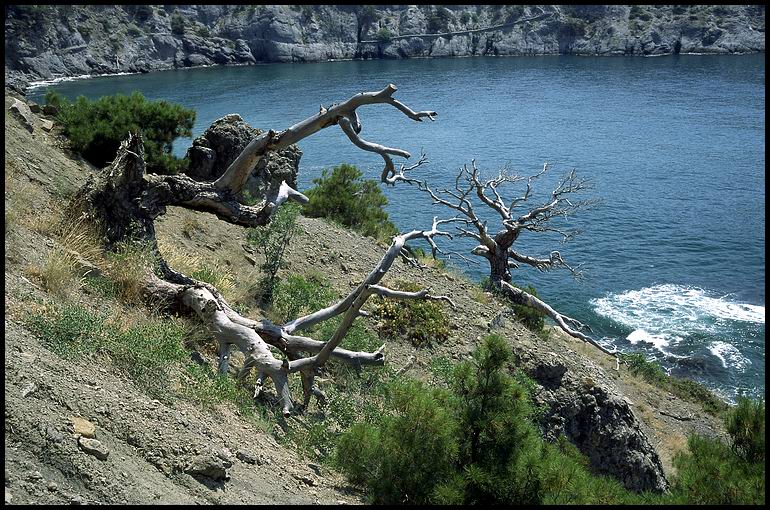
[4,89,729,503]
[5,5,765,92]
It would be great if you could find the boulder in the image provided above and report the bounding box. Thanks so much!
[184,453,232,481]
[78,437,109,460]
[184,114,301,201]
[10,99,34,133]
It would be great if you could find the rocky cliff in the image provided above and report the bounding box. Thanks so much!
[5,5,765,92]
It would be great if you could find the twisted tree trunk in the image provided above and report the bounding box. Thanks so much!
[72,85,449,416]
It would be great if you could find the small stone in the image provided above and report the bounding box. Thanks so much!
[46,426,65,443]
[28,102,42,113]
[244,254,257,265]
[47,482,58,492]
[42,104,58,116]
[20,382,37,398]
[293,473,316,486]
[71,417,96,438]
[27,471,43,481]
[236,449,257,465]
[70,495,84,505]
[5,489,12,504]
[40,119,54,132]
[78,437,109,461]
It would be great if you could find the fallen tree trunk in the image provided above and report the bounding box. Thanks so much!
[72,85,446,415]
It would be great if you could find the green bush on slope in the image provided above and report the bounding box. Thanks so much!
[44,90,195,174]
[302,163,399,243]
[334,334,766,505]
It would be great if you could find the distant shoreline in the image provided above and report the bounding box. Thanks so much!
[22,50,765,94]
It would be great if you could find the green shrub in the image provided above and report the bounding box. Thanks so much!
[269,273,336,324]
[505,5,525,23]
[170,13,185,35]
[127,23,142,37]
[246,202,301,304]
[376,27,393,43]
[335,380,459,504]
[44,91,195,174]
[510,283,546,332]
[196,25,210,37]
[371,280,450,347]
[459,11,471,24]
[427,7,453,33]
[356,5,378,26]
[303,163,398,243]
[335,334,646,505]
[725,397,765,463]
[317,314,382,353]
[668,433,765,505]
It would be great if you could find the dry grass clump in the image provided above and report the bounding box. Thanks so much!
[105,240,158,304]
[157,237,237,300]
[24,216,105,297]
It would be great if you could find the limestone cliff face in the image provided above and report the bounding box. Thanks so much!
[5,5,765,92]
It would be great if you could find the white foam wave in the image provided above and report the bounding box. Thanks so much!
[626,329,670,350]
[709,341,751,370]
[27,71,140,89]
[591,284,764,355]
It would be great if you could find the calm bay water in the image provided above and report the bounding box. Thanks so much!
[29,55,765,401]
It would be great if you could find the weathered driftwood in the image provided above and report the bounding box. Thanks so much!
[75,85,447,415]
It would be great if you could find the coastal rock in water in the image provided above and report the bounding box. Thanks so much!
[185,114,301,201]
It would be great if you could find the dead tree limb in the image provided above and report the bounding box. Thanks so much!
[417,160,612,358]
[73,85,446,416]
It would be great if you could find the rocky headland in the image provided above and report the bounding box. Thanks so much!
[5,87,732,502]
[5,5,765,93]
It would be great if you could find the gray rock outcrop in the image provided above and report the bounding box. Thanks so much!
[185,114,301,201]
[5,5,764,92]
[514,342,668,492]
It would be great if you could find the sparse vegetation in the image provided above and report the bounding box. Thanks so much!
[24,217,104,297]
[127,23,142,37]
[268,272,336,325]
[427,7,454,33]
[170,13,185,35]
[371,280,450,347]
[480,277,546,333]
[620,353,729,416]
[376,27,393,43]
[246,202,301,303]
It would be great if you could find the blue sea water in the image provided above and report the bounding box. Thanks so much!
[29,54,765,401]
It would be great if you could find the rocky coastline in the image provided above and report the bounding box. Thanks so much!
[5,5,765,93]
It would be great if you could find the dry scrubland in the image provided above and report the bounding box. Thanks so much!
[4,90,728,504]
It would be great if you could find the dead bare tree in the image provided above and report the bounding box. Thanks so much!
[70,84,455,416]
[416,160,617,357]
